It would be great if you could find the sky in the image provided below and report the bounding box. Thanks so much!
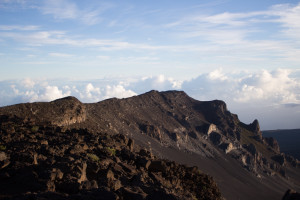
[0,0,300,130]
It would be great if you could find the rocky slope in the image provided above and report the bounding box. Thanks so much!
[0,90,299,200]
[0,119,221,200]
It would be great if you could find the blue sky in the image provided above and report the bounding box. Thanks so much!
[0,0,300,129]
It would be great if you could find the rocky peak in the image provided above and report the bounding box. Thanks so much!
[249,119,261,134]
[247,119,263,140]
[52,96,80,102]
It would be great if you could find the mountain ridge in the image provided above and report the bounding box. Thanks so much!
[1,90,299,200]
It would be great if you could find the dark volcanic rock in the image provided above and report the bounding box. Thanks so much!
[0,119,222,200]
[264,137,280,152]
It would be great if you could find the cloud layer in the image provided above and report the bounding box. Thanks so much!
[1,69,299,130]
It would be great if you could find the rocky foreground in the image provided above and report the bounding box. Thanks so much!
[0,115,222,200]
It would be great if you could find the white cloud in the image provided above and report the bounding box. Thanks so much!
[270,3,300,40]
[97,55,110,60]
[41,0,78,20]
[3,81,71,103]
[0,0,32,9]
[1,1,300,67]
[128,75,182,93]
[10,84,19,95]
[23,90,38,102]
[39,85,70,101]
[163,2,300,63]
[49,52,74,57]
[234,85,264,102]
[0,25,39,31]
[22,78,35,88]
[194,12,256,27]
[63,85,70,90]
[234,69,300,104]
[1,68,300,111]
[104,85,136,99]
[40,0,108,25]
[21,61,51,65]
[1,69,299,107]
[181,69,300,106]
[207,69,228,81]
[0,30,165,51]
[82,83,101,100]
[80,9,103,25]
[182,72,234,102]
[0,69,300,129]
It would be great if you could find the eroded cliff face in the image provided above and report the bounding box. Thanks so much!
[49,97,86,126]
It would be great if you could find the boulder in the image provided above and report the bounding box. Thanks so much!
[106,169,115,180]
[128,138,135,152]
[148,161,168,173]
[136,157,151,170]
[209,132,222,145]
[139,149,152,158]
[50,168,64,181]
[207,124,218,135]
[78,162,88,183]
[0,152,7,161]
[219,142,234,154]
[110,179,122,191]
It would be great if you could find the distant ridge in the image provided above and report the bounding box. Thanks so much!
[263,129,300,160]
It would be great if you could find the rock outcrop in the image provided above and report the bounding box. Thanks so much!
[0,96,86,126]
